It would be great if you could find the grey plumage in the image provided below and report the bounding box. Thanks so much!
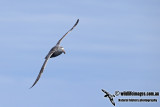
[102,89,115,106]
[30,19,79,88]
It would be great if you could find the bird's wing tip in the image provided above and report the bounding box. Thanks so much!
[76,19,79,24]
[29,85,34,89]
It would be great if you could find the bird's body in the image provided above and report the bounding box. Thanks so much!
[46,46,65,58]
[102,89,115,106]
[50,49,63,57]
[30,19,79,88]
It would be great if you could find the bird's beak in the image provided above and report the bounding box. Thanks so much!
[61,48,65,54]
[63,50,66,54]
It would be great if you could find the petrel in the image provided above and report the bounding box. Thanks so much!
[102,89,115,106]
[30,19,79,88]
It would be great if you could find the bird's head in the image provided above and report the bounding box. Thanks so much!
[60,47,65,54]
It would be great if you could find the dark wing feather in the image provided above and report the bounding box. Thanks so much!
[109,98,115,106]
[56,19,79,45]
[102,89,109,95]
[30,50,55,88]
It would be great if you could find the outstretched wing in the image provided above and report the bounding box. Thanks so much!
[56,19,79,45]
[30,50,55,88]
[102,89,109,95]
[109,98,115,106]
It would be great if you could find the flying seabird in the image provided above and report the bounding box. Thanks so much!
[30,19,79,88]
[102,89,115,106]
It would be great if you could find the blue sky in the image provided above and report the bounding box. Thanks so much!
[0,0,160,107]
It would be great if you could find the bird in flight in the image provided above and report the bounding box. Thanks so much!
[102,89,116,106]
[30,19,79,88]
